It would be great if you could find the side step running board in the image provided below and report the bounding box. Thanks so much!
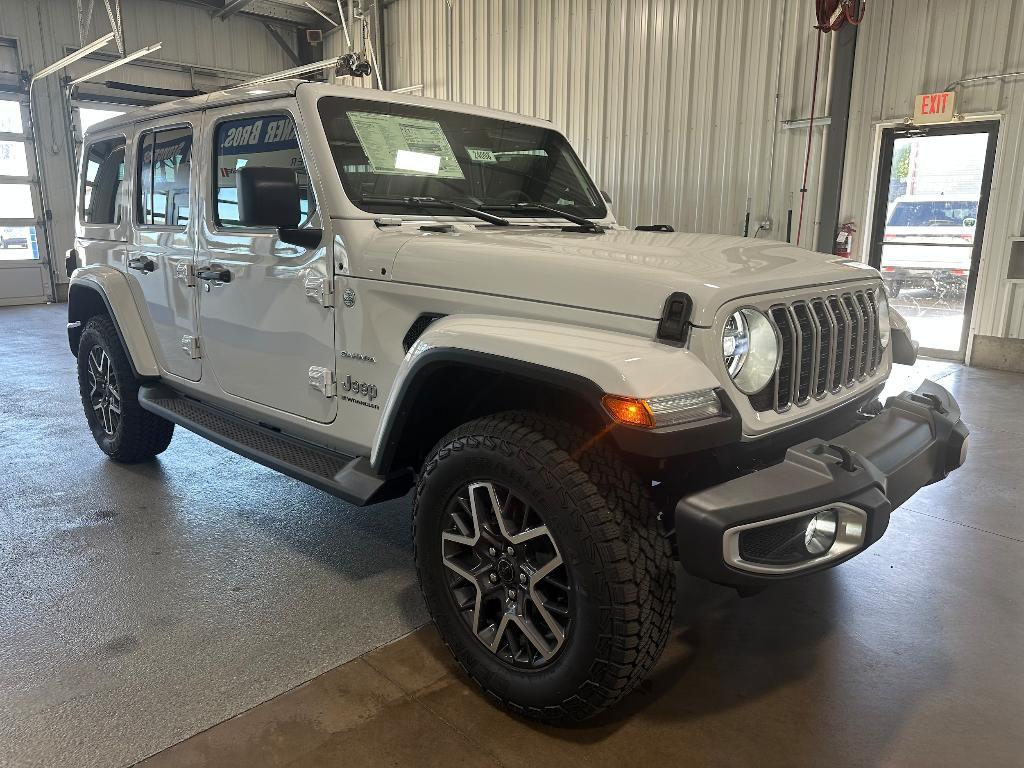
[138,385,410,506]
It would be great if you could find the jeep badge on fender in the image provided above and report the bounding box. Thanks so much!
[340,374,377,401]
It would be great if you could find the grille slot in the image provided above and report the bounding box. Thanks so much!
[752,287,883,414]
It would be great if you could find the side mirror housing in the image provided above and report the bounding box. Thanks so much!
[236,166,300,228]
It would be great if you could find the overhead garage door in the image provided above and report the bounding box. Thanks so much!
[0,91,50,306]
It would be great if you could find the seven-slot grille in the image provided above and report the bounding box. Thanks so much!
[748,287,884,413]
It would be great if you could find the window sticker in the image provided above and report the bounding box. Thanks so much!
[496,149,548,158]
[347,111,465,179]
[466,147,497,164]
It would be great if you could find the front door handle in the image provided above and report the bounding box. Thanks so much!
[127,255,156,273]
[197,265,231,283]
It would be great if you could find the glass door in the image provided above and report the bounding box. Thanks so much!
[868,121,998,360]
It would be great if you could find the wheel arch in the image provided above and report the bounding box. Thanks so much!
[372,348,609,477]
[68,267,160,378]
[370,314,722,476]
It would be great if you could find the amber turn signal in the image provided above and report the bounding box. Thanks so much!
[602,394,656,429]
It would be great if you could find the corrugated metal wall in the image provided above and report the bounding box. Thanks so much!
[382,0,835,245]
[384,0,1024,346]
[841,0,1024,341]
[0,0,296,291]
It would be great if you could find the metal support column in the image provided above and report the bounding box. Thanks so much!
[815,21,857,255]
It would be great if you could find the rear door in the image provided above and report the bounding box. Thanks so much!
[126,121,201,380]
[196,104,336,423]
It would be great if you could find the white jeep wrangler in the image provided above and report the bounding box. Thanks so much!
[67,80,969,722]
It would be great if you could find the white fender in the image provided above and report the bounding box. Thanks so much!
[370,314,720,468]
[69,265,160,377]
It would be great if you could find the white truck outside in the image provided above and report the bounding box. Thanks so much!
[66,80,969,722]
[880,194,978,298]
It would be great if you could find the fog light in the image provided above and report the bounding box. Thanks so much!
[804,509,839,555]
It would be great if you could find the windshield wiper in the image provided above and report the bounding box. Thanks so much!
[360,195,509,226]
[480,202,604,233]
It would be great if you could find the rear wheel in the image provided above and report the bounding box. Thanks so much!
[413,411,675,722]
[77,315,174,462]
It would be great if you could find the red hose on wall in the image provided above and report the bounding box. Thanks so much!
[795,1,866,247]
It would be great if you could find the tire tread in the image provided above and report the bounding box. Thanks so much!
[413,410,674,722]
[78,315,174,463]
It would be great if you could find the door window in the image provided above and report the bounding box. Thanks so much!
[212,114,315,228]
[80,137,126,224]
[138,126,192,227]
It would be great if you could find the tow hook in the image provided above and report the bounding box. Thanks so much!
[823,443,859,473]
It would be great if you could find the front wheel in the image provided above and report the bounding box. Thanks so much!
[77,315,175,462]
[413,412,675,722]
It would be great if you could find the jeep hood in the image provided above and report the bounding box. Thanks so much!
[389,227,880,326]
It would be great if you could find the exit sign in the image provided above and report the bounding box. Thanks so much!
[914,90,956,124]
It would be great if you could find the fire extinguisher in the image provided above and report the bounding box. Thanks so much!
[836,221,856,258]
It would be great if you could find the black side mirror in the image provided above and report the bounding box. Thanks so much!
[236,166,322,249]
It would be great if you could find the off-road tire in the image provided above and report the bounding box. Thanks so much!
[413,411,675,722]
[77,315,174,462]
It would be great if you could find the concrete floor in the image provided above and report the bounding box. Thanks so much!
[2,303,1023,767]
[0,304,426,768]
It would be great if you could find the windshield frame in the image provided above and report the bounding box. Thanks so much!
[315,95,608,221]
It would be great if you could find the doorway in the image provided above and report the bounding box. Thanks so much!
[867,121,998,360]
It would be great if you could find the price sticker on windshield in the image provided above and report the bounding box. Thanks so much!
[466,147,497,164]
[347,111,465,179]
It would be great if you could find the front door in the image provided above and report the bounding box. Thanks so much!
[127,122,201,381]
[197,106,336,424]
[868,121,998,360]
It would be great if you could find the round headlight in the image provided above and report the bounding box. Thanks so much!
[722,308,779,394]
[877,292,892,348]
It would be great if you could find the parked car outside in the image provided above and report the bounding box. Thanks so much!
[880,194,977,298]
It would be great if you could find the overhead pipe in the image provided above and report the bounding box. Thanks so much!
[754,0,788,238]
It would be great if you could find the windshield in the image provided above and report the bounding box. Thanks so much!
[317,97,606,219]
[887,200,978,227]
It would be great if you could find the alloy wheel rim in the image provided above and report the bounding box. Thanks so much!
[441,481,571,669]
[87,346,121,437]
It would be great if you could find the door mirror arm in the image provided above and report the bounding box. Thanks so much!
[278,227,323,249]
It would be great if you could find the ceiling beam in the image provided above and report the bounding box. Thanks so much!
[214,0,255,19]
[263,23,301,66]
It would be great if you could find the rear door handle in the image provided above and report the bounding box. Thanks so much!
[197,265,231,283]
[127,255,156,273]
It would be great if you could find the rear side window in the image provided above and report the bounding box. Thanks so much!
[137,125,192,227]
[80,137,125,224]
[213,113,315,228]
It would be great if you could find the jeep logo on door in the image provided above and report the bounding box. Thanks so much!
[340,374,377,401]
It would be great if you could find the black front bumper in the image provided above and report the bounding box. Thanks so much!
[675,380,969,588]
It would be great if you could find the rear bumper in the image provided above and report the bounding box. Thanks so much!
[675,380,968,588]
